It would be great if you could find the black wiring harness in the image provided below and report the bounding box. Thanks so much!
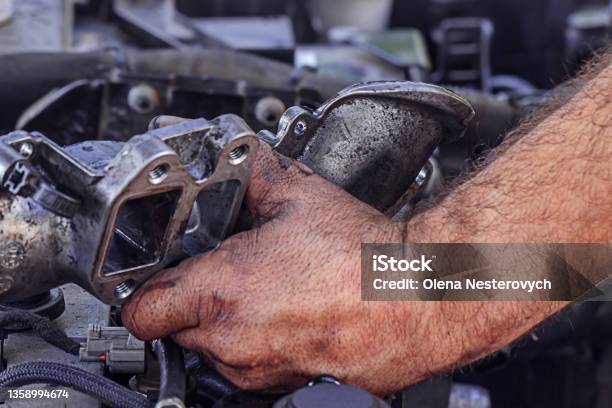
[0,361,152,408]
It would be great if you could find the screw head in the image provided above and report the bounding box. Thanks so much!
[19,143,33,158]
[294,121,308,137]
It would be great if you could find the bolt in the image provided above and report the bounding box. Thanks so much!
[19,143,33,158]
[255,96,286,127]
[416,167,428,184]
[294,121,308,137]
[128,84,160,114]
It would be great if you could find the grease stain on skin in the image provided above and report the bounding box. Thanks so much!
[141,278,180,294]
[206,290,236,327]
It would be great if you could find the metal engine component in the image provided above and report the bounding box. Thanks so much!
[0,115,258,304]
[7,49,343,145]
[153,338,187,408]
[0,81,471,306]
[273,378,391,408]
[264,81,474,213]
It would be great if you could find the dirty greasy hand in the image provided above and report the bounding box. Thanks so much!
[124,53,612,394]
[122,141,408,393]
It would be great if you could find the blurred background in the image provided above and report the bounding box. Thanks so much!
[0,0,610,178]
[172,0,610,87]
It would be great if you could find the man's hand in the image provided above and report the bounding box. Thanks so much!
[123,53,610,394]
[123,142,409,393]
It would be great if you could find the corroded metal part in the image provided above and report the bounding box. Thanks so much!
[267,81,475,212]
[0,116,257,304]
[0,81,472,305]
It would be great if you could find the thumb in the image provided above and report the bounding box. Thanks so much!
[122,135,315,339]
[121,252,228,340]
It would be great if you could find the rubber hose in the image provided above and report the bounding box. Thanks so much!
[185,352,237,400]
[0,311,80,355]
[0,361,152,408]
[194,370,237,398]
[154,338,187,402]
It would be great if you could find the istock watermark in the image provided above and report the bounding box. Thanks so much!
[361,243,612,301]
[372,254,434,272]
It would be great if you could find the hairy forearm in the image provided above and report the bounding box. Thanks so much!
[409,52,610,244]
[397,52,611,383]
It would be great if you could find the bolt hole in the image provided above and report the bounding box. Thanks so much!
[127,84,160,114]
[265,113,278,123]
[255,96,285,127]
[294,121,307,137]
[115,279,136,300]
[228,145,249,165]
[137,98,151,111]
[149,164,170,185]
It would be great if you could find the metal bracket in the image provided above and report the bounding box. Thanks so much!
[262,81,474,212]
